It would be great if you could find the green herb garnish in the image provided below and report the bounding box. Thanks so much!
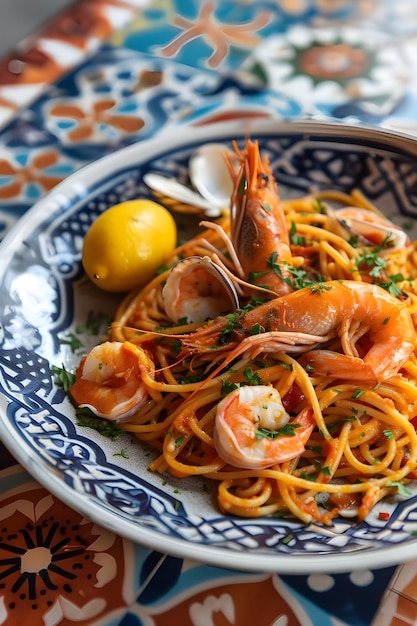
[244,368,261,385]
[113,448,129,459]
[386,481,412,497]
[256,423,301,440]
[76,311,111,336]
[76,412,123,441]
[51,364,76,392]
[290,221,306,246]
[59,332,84,353]
[221,380,240,396]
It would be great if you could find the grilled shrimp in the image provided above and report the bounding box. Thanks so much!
[183,280,416,384]
[69,341,153,421]
[214,385,315,469]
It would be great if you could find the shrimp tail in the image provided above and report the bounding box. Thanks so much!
[301,314,415,383]
[180,280,416,384]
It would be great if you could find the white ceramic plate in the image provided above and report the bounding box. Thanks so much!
[2,119,417,574]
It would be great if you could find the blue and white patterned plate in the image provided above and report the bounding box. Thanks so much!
[2,119,417,574]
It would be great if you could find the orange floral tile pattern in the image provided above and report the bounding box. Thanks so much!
[0,481,132,625]
[148,576,305,626]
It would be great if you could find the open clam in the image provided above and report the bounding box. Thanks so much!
[143,142,235,218]
[142,173,220,217]
[189,143,234,210]
[162,255,240,324]
[329,206,409,253]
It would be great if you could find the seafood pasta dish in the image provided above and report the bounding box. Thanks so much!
[69,139,417,525]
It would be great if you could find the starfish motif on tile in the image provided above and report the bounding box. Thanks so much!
[159,2,272,68]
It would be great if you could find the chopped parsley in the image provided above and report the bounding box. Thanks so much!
[278,360,293,371]
[377,274,404,297]
[314,460,331,476]
[51,364,76,392]
[113,448,129,459]
[76,311,111,336]
[244,368,261,385]
[76,412,124,441]
[289,221,306,246]
[172,339,183,354]
[218,311,243,344]
[355,249,386,278]
[327,415,358,434]
[59,332,84,353]
[299,471,317,482]
[312,198,326,214]
[221,380,240,396]
[386,481,412,497]
[256,423,301,440]
[266,252,293,287]
[307,445,323,455]
[310,282,333,295]
[354,235,407,295]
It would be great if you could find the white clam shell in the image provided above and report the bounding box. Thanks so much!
[335,206,409,253]
[143,142,235,218]
[189,142,234,210]
[143,172,220,217]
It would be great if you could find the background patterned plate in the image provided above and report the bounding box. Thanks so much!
[1,119,417,574]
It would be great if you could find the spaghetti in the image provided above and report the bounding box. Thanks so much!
[69,139,417,525]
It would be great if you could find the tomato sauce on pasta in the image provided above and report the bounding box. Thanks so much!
[70,140,417,525]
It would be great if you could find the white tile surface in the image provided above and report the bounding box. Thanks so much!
[0,0,74,56]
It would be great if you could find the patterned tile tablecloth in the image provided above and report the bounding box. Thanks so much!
[1,1,417,624]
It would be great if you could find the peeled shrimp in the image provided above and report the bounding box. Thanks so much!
[185,280,416,384]
[69,341,153,421]
[214,385,315,469]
